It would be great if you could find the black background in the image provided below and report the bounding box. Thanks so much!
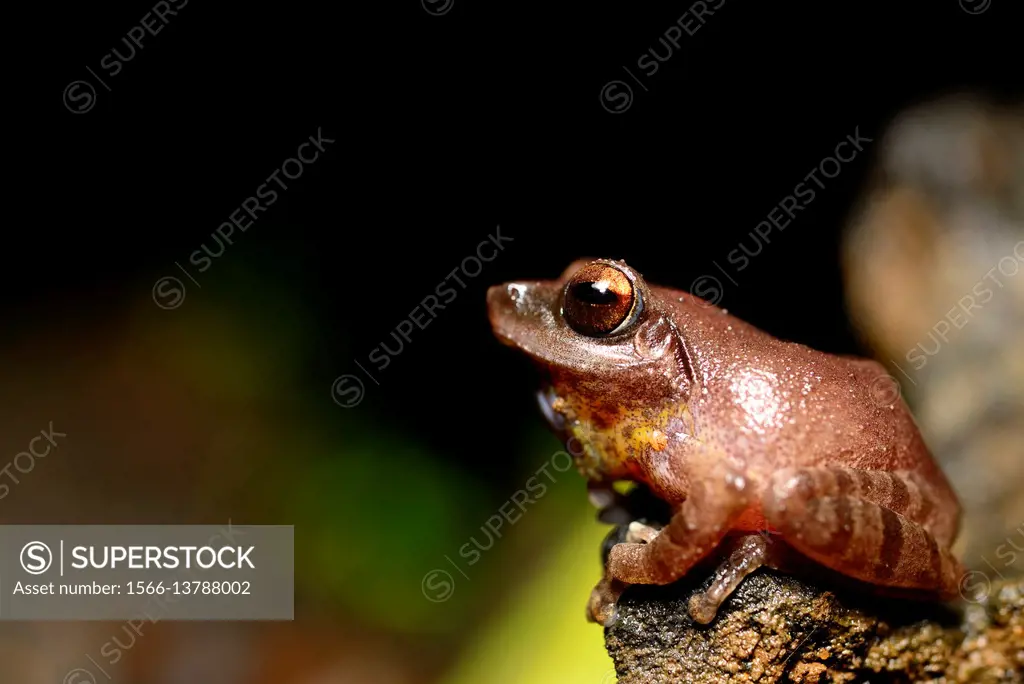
[35,0,1023,490]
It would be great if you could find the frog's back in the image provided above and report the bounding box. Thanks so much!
[661,290,942,476]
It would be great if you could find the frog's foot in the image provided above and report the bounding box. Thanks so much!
[587,575,627,626]
[687,534,769,624]
[626,521,661,544]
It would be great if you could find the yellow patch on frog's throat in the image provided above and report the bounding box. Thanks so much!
[632,427,668,452]
[564,401,691,481]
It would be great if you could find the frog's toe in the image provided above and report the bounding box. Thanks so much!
[587,593,620,627]
[626,521,662,544]
[587,576,626,627]
[687,592,719,625]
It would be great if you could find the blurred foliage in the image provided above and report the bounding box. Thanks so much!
[140,257,615,677]
[440,503,616,684]
[294,437,486,635]
[0,244,634,681]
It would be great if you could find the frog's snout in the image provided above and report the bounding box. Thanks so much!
[487,281,531,313]
[486,283,518,346]
[486,280,556,347]
[485,283,511,315]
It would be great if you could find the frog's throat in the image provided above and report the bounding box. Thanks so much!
[562,401,694,483]
[567,420,631,482]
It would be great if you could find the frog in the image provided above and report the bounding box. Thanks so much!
[487,258,964,626]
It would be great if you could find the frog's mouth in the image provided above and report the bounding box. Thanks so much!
[535,383,590,471]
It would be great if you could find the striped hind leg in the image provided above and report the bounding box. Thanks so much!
[762,467,963,598]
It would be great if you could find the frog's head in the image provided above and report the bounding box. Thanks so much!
[487,258,694,483]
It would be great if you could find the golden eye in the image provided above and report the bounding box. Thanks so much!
[563,262,642,337]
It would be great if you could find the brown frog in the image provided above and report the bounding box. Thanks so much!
[487,258,964,625]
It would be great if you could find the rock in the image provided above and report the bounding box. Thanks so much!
[605,570,1023,683]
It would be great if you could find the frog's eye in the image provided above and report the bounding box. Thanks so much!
[563,263,643,337]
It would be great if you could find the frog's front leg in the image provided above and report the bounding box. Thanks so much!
[762,466,963,597]
[607,461,750,586]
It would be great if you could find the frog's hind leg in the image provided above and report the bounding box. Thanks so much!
[762,467,963,598]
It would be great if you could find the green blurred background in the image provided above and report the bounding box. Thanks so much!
[0,254,618,682]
